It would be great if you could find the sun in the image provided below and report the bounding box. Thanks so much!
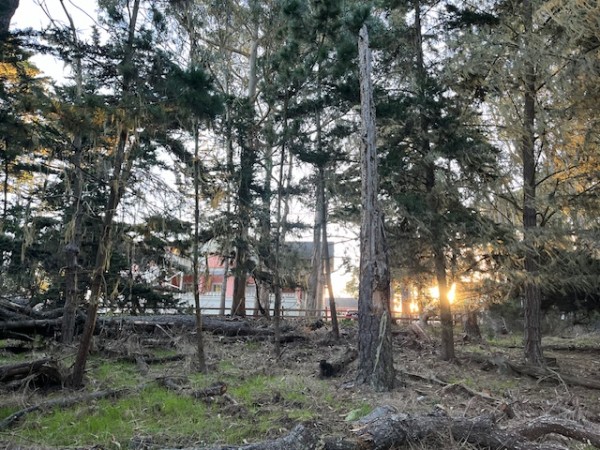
[428,283,456,303]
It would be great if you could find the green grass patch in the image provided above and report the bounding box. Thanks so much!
[2,357,367,448]
[91,360,142,388]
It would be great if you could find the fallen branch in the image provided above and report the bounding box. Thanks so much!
[514,415,600,448]
[464,352,600,391]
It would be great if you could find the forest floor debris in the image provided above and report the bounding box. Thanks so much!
[1,317,600,449]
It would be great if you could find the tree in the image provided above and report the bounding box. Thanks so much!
[0,0,19,36]
[356,22,394,391]
[450,0,600,364]
[372,0,500,361]
[69,0,220,385]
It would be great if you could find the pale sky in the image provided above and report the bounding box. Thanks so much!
[12,0,96,82]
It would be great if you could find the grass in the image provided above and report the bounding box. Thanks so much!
[1,354,368,448]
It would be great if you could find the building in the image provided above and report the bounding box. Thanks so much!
[162,242,334,315]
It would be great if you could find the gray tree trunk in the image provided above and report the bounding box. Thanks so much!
[306,178,323,316]
[356,24,394,391]
[192,123,207,372]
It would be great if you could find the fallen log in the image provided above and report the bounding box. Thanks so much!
[0,358,63,387]
[0,318,63,339]
[463,351,600,391]
[169,405,597,450]
[514,415,600,448]
[0,315,291,341]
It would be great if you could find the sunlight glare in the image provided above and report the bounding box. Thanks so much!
[429,283,456,304]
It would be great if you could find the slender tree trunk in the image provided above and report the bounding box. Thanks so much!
[255,142,273,318]
[219,47,234,317]
[521,0,543,366]
[321,186,339,340]
[60,0,84,344]
[231,26,259,318]
[434,247,454,360]
[357,24,394,391]
[414,0,455,360]
[69,0,141,387]
[70,129,133,387]
[192,123,207,372]
[272,95,295,356]
[219,257,229,315]
[306,175,323,316]
[317,161,339,339]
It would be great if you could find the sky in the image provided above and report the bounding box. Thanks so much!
[12,0,96,82]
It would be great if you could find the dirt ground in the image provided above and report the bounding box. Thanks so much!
[2,317,600,449]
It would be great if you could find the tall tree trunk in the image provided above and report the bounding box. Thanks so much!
[255,142,273,318]
[219,38,234,317]
[357,24,394,391]
[521,0,543,366]
[60,0,84,344]
[69,0,141,387]
[414,0,455,361]
[272,96,291,356]
[231,26,259,318]
[2,156,8,233]
[192,123,207,372]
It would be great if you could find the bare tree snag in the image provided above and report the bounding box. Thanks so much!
[357,23,395,391]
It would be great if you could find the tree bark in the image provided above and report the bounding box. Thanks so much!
[356,24,395,391]
[0,0,18,36]
[435,246,455,360]
[306,173,324,316]
[521,0,543,366]
[192,122,207,373]
[463,310,482,342]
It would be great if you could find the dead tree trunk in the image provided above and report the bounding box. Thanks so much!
[356,24,395,391]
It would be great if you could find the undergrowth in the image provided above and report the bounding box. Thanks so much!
[0,350,367,448]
